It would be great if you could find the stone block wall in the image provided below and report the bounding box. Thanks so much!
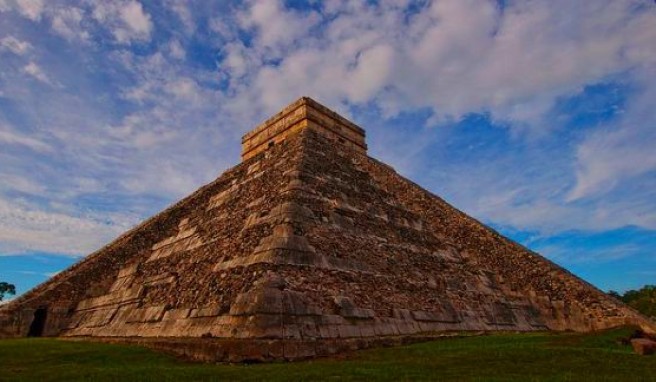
[241,97,366,161]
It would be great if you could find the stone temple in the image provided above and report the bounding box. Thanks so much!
[0,97,653,361]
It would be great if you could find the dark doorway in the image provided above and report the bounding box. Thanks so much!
[27,307,48,337]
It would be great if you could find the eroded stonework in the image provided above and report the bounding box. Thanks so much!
[1,97,653,361]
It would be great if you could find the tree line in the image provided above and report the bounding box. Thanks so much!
[609,285,656,319]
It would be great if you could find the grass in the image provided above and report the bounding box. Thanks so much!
[0,328,654,381]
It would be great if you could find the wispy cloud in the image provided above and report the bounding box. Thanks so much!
[22,62,53,85]
[569,70,656,200]
[538,243,642,265]
[0,198,136,256]
[0,125,51,152]
[0,36,32,55]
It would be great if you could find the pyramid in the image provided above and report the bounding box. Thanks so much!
[1,97,653,361]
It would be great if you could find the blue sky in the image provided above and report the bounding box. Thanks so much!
[0,0,655,297]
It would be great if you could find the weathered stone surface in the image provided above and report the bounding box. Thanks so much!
[1,96,654,362]
[631,338,656,355]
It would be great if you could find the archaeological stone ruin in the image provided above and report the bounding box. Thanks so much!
[0,97,654,361]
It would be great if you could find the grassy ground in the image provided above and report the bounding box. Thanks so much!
[0,328,654,381]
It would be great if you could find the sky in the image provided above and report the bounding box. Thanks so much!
[0,0,655,298]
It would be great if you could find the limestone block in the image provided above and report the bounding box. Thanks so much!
[117,264,139,278]
[359,324,377,337]
[109,275,134,292]
[297,318,320,338]
[253,224,316,254]
[396,321,416,335]
[247,162,261,175]
[64,312,86,329]
[148,224,203,262]
[241,315,284,338]
[333,296,375,319]
[76,286,143,311]
[143,274,176,287]
[283,291,322,316]
[373,318,400,336]
[125,306,167,323]
[230,287,283,316]
[82,308,118,328]
[190,306,225,318]
[484,302,517,326]
[207,186,238,210]
[282,340,317,360]
[152,227,197,251]
[412,311,441,322]
[282,324,302,339]
[392,309,413,320]
[256,236,314,253]
[318,324,340,338]
[522,305,547,327]
[162,308,191,321]
[631,338,656,355]
[344,307,375,319]
[268,202,315,223]
[337,325,361,338]
[319,314,348,325]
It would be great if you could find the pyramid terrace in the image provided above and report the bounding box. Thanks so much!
[0,97,653,362]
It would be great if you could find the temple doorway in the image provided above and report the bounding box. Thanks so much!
[27,307,48,337]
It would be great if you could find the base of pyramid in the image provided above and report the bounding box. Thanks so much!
[65,332,487,363]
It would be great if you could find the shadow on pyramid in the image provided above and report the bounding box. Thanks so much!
[1,97,653,362]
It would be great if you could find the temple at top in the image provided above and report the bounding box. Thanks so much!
[241,97,367,161]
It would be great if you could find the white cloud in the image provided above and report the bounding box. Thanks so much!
[165,77,201,100]
[120,1,152,36]
[22,62,52,85]
[168,39,185,60]
[0,198,135,256]
[51,6,90,42]
[167,0,194,34]
[92,1,153,43]
[569,70,656,200]
[0,125,51,152]
[0,0,44,21]
[238,0,319,50]
[0,36,32,55]
[217,0,656,129]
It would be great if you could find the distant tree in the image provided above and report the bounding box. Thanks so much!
[0,281,16,302]
[608,290,622,300]
[609,285,656,319]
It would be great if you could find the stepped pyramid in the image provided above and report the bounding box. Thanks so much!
[1,97,653,361]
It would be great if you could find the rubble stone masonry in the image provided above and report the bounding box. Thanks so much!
[0,97,653,361]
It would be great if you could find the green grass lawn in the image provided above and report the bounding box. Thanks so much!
[1,328,654,381]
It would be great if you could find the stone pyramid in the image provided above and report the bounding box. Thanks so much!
[1,97,653,361]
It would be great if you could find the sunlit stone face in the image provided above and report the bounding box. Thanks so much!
[241,97,367,161]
